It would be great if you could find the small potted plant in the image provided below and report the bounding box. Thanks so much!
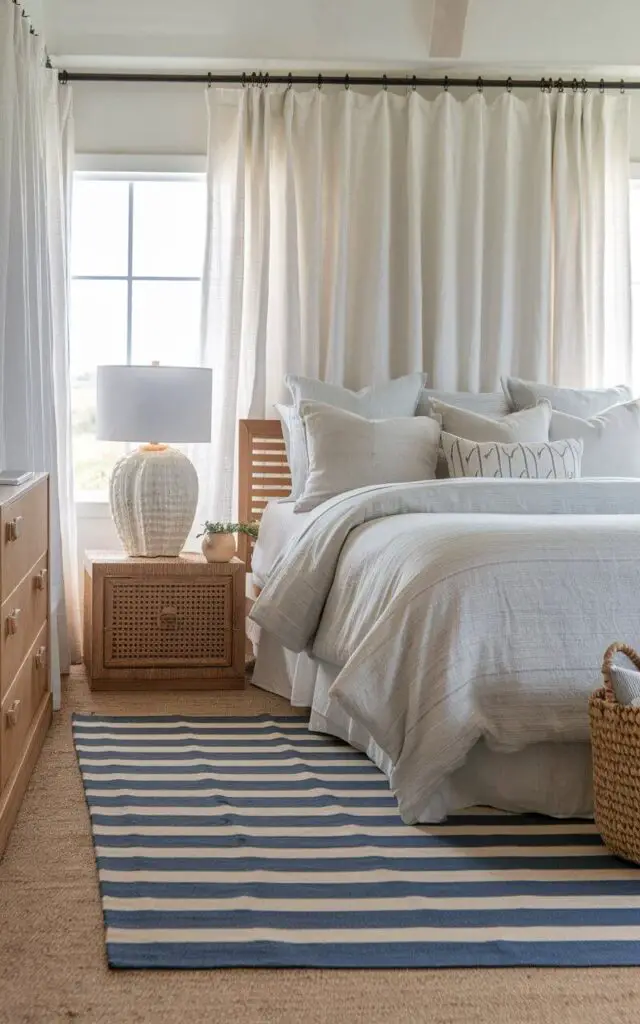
[197,521,259,563]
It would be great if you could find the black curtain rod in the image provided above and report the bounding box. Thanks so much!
[57,70,640,92]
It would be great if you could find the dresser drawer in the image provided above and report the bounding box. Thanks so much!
[1,624,48,789]
[1,481,48,600]
[0,553,48,699]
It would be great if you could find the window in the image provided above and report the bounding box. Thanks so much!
[70,174,207,500]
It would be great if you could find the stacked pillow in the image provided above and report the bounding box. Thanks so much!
[274,374,637,509]
[276,373,428,511]
[502,377,639,478]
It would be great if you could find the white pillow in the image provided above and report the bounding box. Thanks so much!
[441,432,583,480]
[429,399,551,443]
[282,373,425,499]
[418,389,510,419]
[294,402,440,513]
[502,377,632,417]
[549,400,640,477]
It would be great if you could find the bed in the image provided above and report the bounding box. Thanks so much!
[239,419,640,824]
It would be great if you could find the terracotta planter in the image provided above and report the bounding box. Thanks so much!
[201,532,236,563]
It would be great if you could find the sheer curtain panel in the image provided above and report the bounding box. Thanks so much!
[0,3,81,706]
[197,86,631,521]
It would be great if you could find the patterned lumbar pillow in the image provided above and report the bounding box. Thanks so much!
[441,432,583,479]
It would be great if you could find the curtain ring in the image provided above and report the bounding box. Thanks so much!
[317,73,323,91]
[580,78,588,93]
[621,79,626,95]
[206,72,212,89]
[443,75,449,92]
[241,72,246,88]
[286,72,292,91]
[344,73,350,91]
[571,78,579,93]
[506,76,513,93]
[540,77,547,93]
[382,74,388,91]
[556,77,564,94]
[263,72,270,90]
[476,76,483,93]
[599,78,605,94]
[412,74,417,92]
[250,71,257,88]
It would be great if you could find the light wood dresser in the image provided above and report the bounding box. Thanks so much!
[84,551,246,690]
[0,474,51,858]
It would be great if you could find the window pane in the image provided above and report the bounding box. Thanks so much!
[131,280,201,366]
[70,279,128,374]
[132,180,206,278]
[71,180,130,277]
[70,280,128,496]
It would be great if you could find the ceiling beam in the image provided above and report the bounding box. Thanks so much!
[429,0,470,59]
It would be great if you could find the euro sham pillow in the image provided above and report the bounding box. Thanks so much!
[502,377,632,418]
[281,373,425,499]
[417,389,510,419]
[294,401,440,513]
[441,432,583,480]
[429,398,551,443]
[549,399,640,477]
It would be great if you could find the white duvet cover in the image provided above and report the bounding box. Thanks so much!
[251,479,640,822]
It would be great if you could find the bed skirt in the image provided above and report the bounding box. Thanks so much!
[252,629,594,823]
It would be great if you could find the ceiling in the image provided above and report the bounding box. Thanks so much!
[38,0,640,76]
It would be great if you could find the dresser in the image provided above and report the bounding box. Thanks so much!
[84,551,246,690]
[0,474,51,858]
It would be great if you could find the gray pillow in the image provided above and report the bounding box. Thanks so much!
[418,389,509,419]
[294,402,440,513]
[281,373,426,499]
[502,377,632,417]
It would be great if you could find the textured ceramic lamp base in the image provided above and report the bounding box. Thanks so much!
[109,446,199,557]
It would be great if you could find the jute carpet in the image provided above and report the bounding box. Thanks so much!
[1,668,640,1024]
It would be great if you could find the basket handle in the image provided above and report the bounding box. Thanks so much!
[601,642,640,702]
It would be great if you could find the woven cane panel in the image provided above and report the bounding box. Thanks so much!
[104,577,232,668]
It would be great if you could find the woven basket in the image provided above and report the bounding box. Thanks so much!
[589,642,640,864]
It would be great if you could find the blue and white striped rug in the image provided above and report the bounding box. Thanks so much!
[72,713,640,970]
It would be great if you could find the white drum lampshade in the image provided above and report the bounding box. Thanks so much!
[97,365,212,557]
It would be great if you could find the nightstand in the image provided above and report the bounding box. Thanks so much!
[83,551,246,690]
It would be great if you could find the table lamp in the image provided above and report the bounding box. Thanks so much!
[96,364,212,557]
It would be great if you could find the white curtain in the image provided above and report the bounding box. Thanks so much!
[197,86,631,521]
[0,3,81,707]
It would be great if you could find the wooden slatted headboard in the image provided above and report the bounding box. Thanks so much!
[238,419,291,571]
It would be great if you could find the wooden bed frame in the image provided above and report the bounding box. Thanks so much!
[238,419,291,572]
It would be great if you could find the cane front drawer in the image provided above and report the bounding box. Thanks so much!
[1,624,48,789]
[0,553,48,698]
[103,574,234,669]
[1,482,48,600]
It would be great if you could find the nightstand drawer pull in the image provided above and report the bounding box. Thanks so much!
[159,606,178,630]
[34,646,47,670]
[5,699,21,727]
[35,568,48,590]
[6,609,21,635]
[6,516,23,542]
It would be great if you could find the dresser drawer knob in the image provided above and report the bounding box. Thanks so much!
[35,568,48,591]
[6,516,23,542]
[6,609,21,636]
[35,646,47,670]
[5,699,21,728]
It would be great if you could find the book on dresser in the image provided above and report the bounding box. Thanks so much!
[0,473,51,858]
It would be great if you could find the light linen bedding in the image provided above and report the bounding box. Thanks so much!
[251,478,640,823]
